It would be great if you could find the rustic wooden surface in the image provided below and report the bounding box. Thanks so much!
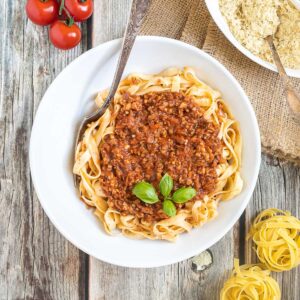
[0,0,299,299]
[0,1,89,299]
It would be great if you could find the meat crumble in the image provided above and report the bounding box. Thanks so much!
[99,92,225,223]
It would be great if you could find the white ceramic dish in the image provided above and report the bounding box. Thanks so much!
[30,36,261,268]
[205,0,300,78]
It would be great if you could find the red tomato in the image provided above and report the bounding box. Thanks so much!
[26,0,58,26]
[49,20,81,50]
[64,0,93,22]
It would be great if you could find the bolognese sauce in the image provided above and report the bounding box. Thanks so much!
[99,92,225,222]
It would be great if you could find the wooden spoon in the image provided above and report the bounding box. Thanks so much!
[265,35,300,120]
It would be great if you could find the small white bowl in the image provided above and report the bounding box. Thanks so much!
[30,36,261,268]
[205,0,300,78]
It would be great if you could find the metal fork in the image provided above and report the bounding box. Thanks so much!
[265,35,300,121]
[73,0,151,187]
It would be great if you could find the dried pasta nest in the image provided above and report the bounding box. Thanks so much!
[220,259,281,300]
[248,208,300,272]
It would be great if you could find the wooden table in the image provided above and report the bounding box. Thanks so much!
[1,1,299,299]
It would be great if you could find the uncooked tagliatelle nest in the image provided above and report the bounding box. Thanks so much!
[220,259,281,300]
[247,208,300,272]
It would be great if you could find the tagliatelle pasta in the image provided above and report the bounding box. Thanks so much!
[73,67,242,241]
[247,208,300,271]
[220,259,281,300]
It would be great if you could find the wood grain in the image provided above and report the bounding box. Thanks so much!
[0,1,88,299]
[92,0,131,45]
[89,233,235,300]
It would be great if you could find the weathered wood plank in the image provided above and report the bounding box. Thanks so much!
[89,230,237,299]
[89,1,237,299]
[245,156,300,300]
[92,0,131,45]
[0,1,89,299]
[176,232,237,300]
[90,263,179,300]
[89,232,235,300]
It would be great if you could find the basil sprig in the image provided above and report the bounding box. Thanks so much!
[172,187,197,203]
[132,181,159,204]
[163,199,176,217]
[132,173,196,217]
[159,173,173,198]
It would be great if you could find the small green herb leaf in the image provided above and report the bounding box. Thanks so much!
[172,187,197,203]
[132,181,159,204]
[163,200,177,217]
[159,173,173,198]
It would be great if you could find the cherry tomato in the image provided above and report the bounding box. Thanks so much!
[49,20,81,50]
[26,0,58,26]
[64,0,93,22]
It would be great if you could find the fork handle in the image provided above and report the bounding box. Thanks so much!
[96,0,151,115]
[265,35,300,120]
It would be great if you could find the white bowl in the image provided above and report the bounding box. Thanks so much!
[205,0,300,78]
[30,36,261,268]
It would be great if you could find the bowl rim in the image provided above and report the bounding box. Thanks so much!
[204,0,300,78]
[291,0,300,10]
[30,36,261,268]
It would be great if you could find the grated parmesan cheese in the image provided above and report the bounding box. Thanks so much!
[219,0,300,69]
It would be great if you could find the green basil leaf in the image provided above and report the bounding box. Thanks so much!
[172,187,197,203]
[159,173,173,198]
[132,181,159,204]
[163,200,177,217]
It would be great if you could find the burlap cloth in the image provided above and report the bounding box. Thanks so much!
[141,0,300,165]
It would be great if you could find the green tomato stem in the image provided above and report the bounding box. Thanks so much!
[59,0,65,16]
[61,7,74,27]
[65,16,74,27]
